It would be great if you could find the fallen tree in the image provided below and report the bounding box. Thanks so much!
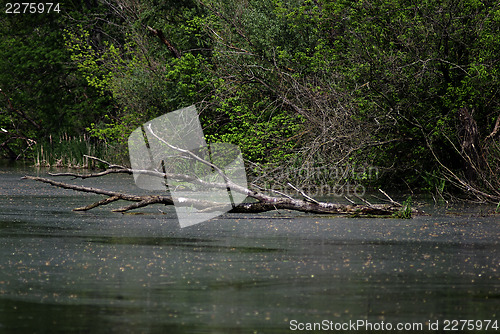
[23,157,410,217]
[23,116,412,219]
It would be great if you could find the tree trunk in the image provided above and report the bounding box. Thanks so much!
[23,171,409,217]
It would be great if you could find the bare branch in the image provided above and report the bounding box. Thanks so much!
[146,26,181,58]
[287,182,320,204]
[23,174,408,216]
[49,169,133,179]
[378,189,401,206]
[485,113,500,142]
[344,196,356,205]
[83,155,126,169]
[251,183,295,200]
[353,194,374,208]
[74,195,121,211]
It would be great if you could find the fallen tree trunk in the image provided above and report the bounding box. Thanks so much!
[23,172,408,217]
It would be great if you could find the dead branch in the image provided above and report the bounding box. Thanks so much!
[146,26,181,59]
[83,154,126,169]
[22,175,173,211]
[423,130,500,203]
[23,172,408,216]
[485,113,500,142]
[49,168,133,179]
[378,189,401,206]
[22,175,234,213]
[458,107,487,181]
[287,182,320,204]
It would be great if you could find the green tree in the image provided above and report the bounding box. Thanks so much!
[324,0,500,199]
[5,0,497,200]
[0,1,112,159]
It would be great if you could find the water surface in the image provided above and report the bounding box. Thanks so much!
[0,164,498,333]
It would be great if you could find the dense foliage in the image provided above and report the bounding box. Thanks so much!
[1,0,499,201]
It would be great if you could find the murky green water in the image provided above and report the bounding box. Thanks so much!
[0,163,498,333]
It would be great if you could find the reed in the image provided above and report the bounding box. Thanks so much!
[33,134,126,168]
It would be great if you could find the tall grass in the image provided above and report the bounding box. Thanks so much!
[33,134,128,168]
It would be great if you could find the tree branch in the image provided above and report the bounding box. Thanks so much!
[147,26,181,59]
[0,89,41,130]
[23,174,408,216]
[485,113,500,142]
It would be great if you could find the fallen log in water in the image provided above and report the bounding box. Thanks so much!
[23,173,410,217]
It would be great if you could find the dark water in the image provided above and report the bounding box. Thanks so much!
[0,164,498,333]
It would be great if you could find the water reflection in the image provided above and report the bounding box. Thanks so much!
[0,165,498,333]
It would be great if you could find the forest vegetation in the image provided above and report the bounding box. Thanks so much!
[1,0,499,203]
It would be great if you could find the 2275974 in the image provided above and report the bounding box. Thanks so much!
[5,3,60,14]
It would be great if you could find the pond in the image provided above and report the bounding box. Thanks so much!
[0,163,498,333]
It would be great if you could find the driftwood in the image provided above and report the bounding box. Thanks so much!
[23,159,408,217]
